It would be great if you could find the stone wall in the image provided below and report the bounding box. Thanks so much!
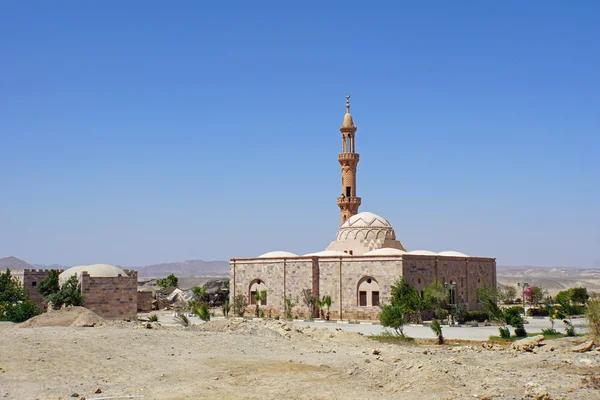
[231,254,496,321]
[137,291,153,313]
[79,269,138,319]
[11,269,62,309]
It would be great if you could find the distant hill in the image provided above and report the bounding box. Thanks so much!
[497,266,600,296]
[132,259,229,278]
[0,256,34,270]
[32,264,70,270]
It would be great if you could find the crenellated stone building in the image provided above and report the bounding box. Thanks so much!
[230,96,497,320]
[13,264,139,319]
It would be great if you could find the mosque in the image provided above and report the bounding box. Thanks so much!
[230,96,496,320]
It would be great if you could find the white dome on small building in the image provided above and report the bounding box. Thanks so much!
[364,248,407,256]
[59,264,128,285]
[407,250,437,256]
[438,251,470,257]
[257,251,299,258]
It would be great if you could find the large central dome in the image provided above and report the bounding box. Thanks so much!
[336,212,395,241]
[327,211,406,255]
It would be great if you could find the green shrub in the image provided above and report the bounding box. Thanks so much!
[148,314,159,322]
[174,314,190,327]
[233,294,248,317]
[514,327,527,337]
[195,302,210,322]
[380,304,406,336]
[157,274,178,288]
[464,310,489,322]
[564,320,575,336]
[585,299,600,340]
[542,328,558,335]
[0,269,41,322]
[221,298,231,317]
[47,275,84,310]
[498,327,510,339]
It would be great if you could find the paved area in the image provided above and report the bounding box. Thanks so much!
[149,312,587,341]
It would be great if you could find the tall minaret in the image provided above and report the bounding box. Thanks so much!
[337,94,361,224]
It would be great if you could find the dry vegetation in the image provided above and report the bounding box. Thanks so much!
[1,308,599,399]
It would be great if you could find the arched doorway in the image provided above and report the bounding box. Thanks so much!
[357,276,380,307]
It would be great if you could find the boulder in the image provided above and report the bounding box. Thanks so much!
[512,335,544,352]
[571,340,595,353]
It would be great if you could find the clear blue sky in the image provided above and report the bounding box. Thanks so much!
[1,2,598,268]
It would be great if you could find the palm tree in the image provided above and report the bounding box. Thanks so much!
[322,295,332,321]
[316,297,324,319]
[430,319,444,345]
[254,290,267,318]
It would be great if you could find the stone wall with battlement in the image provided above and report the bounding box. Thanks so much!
[230,254,496,321]
[11,269,64,309]
[79,269,138,319]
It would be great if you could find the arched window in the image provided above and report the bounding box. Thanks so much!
[249,279,267,305]
[357,277,380,307]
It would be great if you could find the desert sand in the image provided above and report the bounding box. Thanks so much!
[1,308,599,399]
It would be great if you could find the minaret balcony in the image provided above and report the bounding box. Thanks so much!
[337,196,362,206]
[338,153,360,160]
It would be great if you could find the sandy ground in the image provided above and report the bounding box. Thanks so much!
[1,311,599,400]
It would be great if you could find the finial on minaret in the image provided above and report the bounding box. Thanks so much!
[345,93,351,113]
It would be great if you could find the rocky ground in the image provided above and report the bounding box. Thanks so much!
[1,309,599,399]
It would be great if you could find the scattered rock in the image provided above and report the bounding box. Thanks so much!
[71,393,79,398]
[571,340,595,353]
[372,349,381,355]
[94,388,102,394]
[512,335,544,352]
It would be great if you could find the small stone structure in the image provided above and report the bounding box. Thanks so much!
[230,97,497,320]
[13,265,144,319]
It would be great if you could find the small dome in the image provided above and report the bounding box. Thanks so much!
[438,251,470,257]
[59,264,128,285]
[257,251,298,258]
[364,248,407,256]
[407,250,437,256]
[304,250,350,257]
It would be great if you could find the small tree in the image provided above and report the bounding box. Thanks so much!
[301,289,318,319]
[191,286,207,301]
[322,295,332,321]
[37,269,60,300]
[47,275,84,310]
[430,319,444,344]
[390,277,425,323]
[221,298,231,317]
[0,269,40,323]
[501,285,517,304]
[254,289,267,317]
[570,287,589,305]
[232,293,248,317]
[157,274,178,288]
[283,295,297,319]
[380,304,406,336]
[423,280,448,320]
[527,286,546,310]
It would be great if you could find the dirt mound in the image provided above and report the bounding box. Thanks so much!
[19,307,104,328]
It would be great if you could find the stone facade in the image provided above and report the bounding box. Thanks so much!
[12,269,64,309]
[79,269,138,319]
[137,291,153,313]
[230,254,496,321]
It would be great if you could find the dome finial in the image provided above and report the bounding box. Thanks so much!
[345,93,351,113]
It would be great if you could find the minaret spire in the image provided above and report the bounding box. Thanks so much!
[337,94,361,224]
